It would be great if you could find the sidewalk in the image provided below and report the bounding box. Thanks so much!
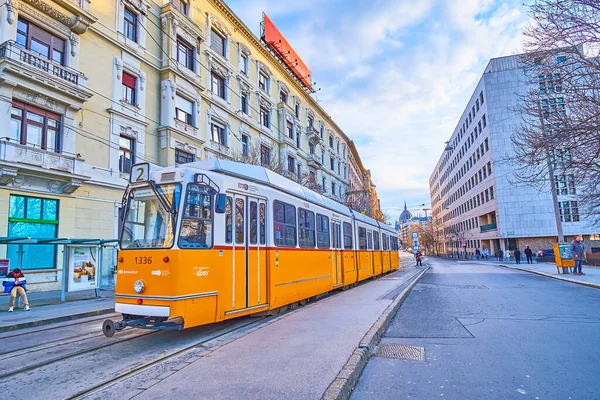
[499,262,600,289]
[128,261,427,400]
[0,289,115,332]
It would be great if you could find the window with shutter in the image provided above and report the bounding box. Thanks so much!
[210,29,226,57]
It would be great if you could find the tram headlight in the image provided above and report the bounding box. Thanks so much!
[133,280,145,294]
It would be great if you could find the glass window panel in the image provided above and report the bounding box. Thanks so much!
[30,39,49,58]
[43,199,58,220]
[9,196,25,219]
[46,129,58,152]
[259,203,266,245]
[235,198,244,244]
[10,118,22,142]
[225,196,232,243]
[26,197,42,219]
[16,32,27,47]
[250,201,258,245]
[7,222,57,270]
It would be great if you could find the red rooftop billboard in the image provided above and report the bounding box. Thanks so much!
[262,13,313,92]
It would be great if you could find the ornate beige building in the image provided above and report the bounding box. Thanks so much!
[0,0,375,289]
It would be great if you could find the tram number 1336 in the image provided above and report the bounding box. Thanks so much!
[134,256,153,265]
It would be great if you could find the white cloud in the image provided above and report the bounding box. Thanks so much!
[225,0,529,220]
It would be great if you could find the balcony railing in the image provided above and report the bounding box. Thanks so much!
[0,41,87,87]
[480,223,497,233]
[0,139,81,174]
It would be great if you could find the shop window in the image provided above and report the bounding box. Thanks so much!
[7,195,58,270]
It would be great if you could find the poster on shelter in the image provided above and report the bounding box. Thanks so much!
[0,259,9,277]
[558,243,573,260]
[68,247,98,291]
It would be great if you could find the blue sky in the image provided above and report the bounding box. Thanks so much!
[226,0,530,221]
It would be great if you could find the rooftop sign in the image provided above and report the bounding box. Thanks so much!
[262,13,313,92]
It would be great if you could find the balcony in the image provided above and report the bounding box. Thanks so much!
[480,223,497,233]
[306,125,321,143]
[0,41,92,104]
[308,153,322,169]
[0,139,88,194]
[0,41,87,87]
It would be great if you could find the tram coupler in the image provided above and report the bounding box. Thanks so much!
[103,315,184,337]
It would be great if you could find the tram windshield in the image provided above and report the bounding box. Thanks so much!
[120,183,181,249]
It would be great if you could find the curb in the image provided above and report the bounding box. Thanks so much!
[321,266,430,400]
[499,264,600,290]
[0,308,115,333]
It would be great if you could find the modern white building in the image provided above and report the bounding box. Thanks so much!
[429,53,600,256]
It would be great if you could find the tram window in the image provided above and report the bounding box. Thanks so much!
[316,214,330,249]
[250,201,258,245]
[179,184,213,249]
[373,232,380,250]
[298,208,315,248]
[225,196,232,243]
[236,198,244,244]
[343,222,353,250]
[274,200,296,247]
[259,203,266,245]
[358,227,367,250]
[367,231,373,250]
[382,233,389,251]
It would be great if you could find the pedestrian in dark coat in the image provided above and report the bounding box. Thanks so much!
[524,246,533,264]
[571,235,585,275]
[514,249,521,264]
[416,251,423,267]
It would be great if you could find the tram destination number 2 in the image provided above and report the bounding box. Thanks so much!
[134,256,153,265]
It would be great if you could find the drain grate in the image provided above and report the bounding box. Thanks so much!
[374,344,425,361]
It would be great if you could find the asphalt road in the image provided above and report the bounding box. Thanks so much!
[352,255,600,400]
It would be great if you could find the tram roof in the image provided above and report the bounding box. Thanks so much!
[183,159,396,231]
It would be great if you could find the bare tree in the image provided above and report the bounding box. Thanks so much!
[509,0,600,224]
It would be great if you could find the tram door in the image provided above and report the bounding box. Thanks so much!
[230,194,268,311]
[331,220,343,286]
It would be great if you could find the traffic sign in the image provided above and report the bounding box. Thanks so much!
[412,232,418,239]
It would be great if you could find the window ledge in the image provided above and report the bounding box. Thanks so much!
[117,33,145,54]
[120,100,141,110]
[173,119,198,135]
[210,93,231,109]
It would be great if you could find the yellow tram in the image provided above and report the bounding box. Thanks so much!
[103,160,400,336]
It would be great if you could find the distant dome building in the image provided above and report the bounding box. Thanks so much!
[399,201,413,222]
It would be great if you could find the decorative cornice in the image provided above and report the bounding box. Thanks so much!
[22,0,96,34]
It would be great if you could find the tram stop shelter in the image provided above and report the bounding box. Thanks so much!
[0,237,118,301]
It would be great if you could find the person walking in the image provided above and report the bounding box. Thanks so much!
[3,268,30,312]
[497,249,504,261]
[571,235,585,275]
[416,251,423,267]
[514,249,521,264]
[524,246,533,264]
[475,248,481,260]
[504,249,511,262]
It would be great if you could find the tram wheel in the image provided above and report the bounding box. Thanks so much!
[103,319,116,338]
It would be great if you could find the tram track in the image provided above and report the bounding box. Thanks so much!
[0,327,156,380]
[0,314,272,400]
[68,316,269,400]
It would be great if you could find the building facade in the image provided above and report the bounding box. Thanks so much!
[0,0,369,291]
[429,54,600,257]
[346,141,382,220]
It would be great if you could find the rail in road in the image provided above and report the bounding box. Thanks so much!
[0,312,270,400]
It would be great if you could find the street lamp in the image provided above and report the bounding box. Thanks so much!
[444,141,454,151]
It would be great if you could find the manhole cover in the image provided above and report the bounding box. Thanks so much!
[375,344,425,361]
